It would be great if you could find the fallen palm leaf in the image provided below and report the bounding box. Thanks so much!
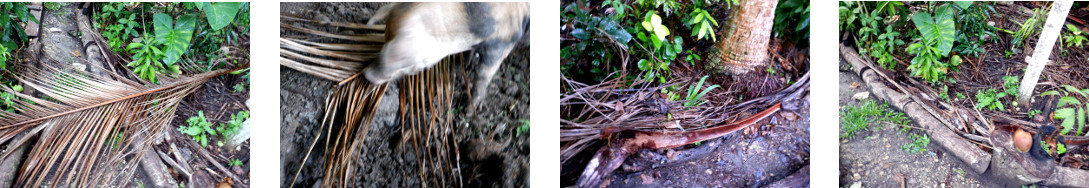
[0,56,240,187]
[560,72,808,187]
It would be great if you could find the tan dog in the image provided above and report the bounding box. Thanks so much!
[365,2,529,109]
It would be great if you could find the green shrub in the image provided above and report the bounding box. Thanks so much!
[0,2,36,69]
[685,8,718,41]
[93,2,142,53]
[1063,24,1086,48]
[179,110,216,147]
[1011,8,1044,50]
[907,4,957,83]
[228,158,243,167]
[952,2,996,57]
[841,99,911,139]
[215,110,248,147]
[975,88,1007,111]
[683,75,719,107]
[1040,85,1089,135]
[902,133,930,153]
[560,2,631,81]
[774,0,810,44]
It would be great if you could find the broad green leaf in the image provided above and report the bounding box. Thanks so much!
[1040,90,1061,96]
[154,13,197,66]
[689,10,703,25]
[199,2,243,31]
[953,1,972,9]
[1063,85,1087,97]
[570,28,590,40]
[1058,96,1081,107]
[1056,108,1076,119]
[911,5,956,55]
[602,21,631,44]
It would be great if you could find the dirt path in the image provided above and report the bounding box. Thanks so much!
[838,68,995,187]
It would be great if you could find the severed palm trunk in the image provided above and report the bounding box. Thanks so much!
[0,57,236,187]
[712,0,778,74]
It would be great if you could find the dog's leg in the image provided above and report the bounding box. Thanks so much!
[471,41,515,111]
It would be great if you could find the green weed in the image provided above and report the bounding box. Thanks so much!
[1040,85,1089,135]
[841,99,911,139]
[902,133,930,153]
[179,110,216,147]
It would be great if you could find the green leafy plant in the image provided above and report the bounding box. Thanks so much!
[685,8,718,41]
[1029,109,1042,119]
[126,13,197,83]
[228,158,243,167]
[907,4,957,83]
[634,0,681,16]
[1063,24,1086,48]
[1040,85,1089,135]
[216,110,248,140]
[839,2,860,32]
[871,24,904,70]
[0,84,22,113]
[683,49,701,65]
[194,2,243,31]
[179,110,217,147]
[952,2,996,57]
[126,32,170,83]
[683,75,720,107]
[841,99,911,139]
[902,133,930,153]
[94,3,141,53]
[635,11,681,83]
[560,3,631,81]
[1002,75,1020,99]
[232,69,249,93]
[1041,141,1067,156]
[975,88,1007,111]
[153,13,196,67]
[640,12,670,50]
[0,2,36,50]
[0,2,36,69]
[773,0,810,44]
[1011,8,1044,50]
[516,119,530,137]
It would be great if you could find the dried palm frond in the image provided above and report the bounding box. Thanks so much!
[0,56,238,187]
[560,72,809,164]
[399,53,462,187]
[279,15,386,83]
[283,15,464,187]
[316,76,386,187]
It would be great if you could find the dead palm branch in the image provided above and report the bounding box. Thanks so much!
[282,14,463,187]
[560,71,809,171]
[0,54,241,187]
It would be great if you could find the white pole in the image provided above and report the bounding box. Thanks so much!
[1019,1,1073,106]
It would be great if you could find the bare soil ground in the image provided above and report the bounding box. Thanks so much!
[838,70,993,187]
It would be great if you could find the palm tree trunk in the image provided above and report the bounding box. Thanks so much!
[712,0,778,74]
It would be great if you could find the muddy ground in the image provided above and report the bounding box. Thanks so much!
[279,2,530,187]
[839,68,994,187]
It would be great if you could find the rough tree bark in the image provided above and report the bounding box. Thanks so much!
[1019,1,1073,105]
[712,0,778,74]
